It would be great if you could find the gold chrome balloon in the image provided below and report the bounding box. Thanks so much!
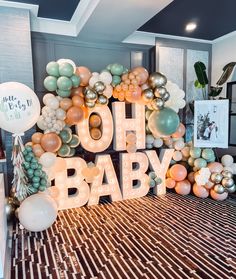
[222,170,233,179]
[154,86,167,98]
[226,184,236,193]
[222,177,234,188]
[151,98,164,110]
[97,94,108,105]
[85,101,95,108]
[94,81,105,93]
[142,88,154,102]
[211,172,223,184]
[149,72,167,89]
[161,92,170,102]
[214,184,225,194]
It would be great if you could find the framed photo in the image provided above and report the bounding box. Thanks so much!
[194,100,229,148]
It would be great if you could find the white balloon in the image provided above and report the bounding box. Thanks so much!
[92,72,99,77]
[43,93,55,105]
[174,139,185,151]
[231,163,236,174]
[153,138,163,148]
[0,82,40,134]
[221,154,234,167]
[45,97,59,110]
[173,151,183,161]
[146,134,155,144]
[223,166,233,173]
[19,193,58,232]
[56,108,66,120]
[39,152,57,168]
[146,143,153,149]
[57,59,76,73]
[99,71,112,85]
[37,116,47,130]
[89,75,99,87]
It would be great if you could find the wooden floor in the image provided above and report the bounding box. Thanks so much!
[11,193,236,279]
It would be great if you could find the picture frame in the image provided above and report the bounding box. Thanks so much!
[194,100,229,148]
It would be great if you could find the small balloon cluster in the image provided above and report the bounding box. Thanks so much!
[58,128,80,157]
[83,82,109,108]
[148,172,162,188]
[106,63,128,86]
[44,61,80,98]
[188,147,215,171]
[89,114,102,140]
[126,132,137,153]
[211,169,235,195]
[23,146,48,194]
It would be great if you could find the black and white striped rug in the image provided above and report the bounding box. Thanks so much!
[11,193,236,278]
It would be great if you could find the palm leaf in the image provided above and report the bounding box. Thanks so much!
[194,61,208,86]
[208,86,223,97]
[216,62,236,85]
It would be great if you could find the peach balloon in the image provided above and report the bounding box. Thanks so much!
[127,143,137,153]
[89,114,102,128]
[171,123,186,138]
[32,143,45,157]
[210,189,228,201]
[204,180,215,190]
[72,95,84,107]
[90,128,102,140]
[175,180,191,195]
[66,106,84,125]
[193,183,209,198]
[165,178,176,189]
[208,162,224,173]
[126,87,142,103]
[71,86,84,97]
[76,66,92,86]
[169,164,187,181]
[25,141,34,147]
[60,98,73,111]
[132,66,149,84]
[40,133,62,153]
[31,132,43,144]
[187,172,195,184]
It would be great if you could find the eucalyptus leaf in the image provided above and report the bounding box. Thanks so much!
[216,62,236,85]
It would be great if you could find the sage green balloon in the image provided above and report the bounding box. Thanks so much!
[112,75,121,86]
[190,147,202,159]
[44,76,57,91]
[56,89,71,98]
[57,76,73,91]
[110,63,124,76]
[59,129,72,143]
[148,107,180,136]
[194,158,207,170]
[70,74,80,87]
[58,144,71,157]
[106,64,112,71]
[202,148,215,162]
[59,62,74,77]
[46,61,60,77]
[68,148,76,157]
[69,134,80,148]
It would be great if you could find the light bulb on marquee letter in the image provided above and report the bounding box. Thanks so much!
[112,102,145,151]
[145,149,174,196]
[88,155,122,206]
[76,106,113,153]
[48,158,90,210]
[120,152,149,200]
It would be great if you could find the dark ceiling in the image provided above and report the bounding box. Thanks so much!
[139,0,236,40]
[8,0,80,21]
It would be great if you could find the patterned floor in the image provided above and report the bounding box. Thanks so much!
[11,193,236,279]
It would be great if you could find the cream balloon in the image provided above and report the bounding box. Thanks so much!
[43,93,55,105]
[39,152,57,168]
[18,193,58,232]
[45,96,60,110]
[0,82,40,134]
[99,71,112,85]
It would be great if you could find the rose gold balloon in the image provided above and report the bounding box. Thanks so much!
[89,114,102,128]
[208,162,224,173]
[171,123,186,138]
[31,132,43,144]
[175,180,191,195]
[210,189,228,201]
[165,178,176,189]
[40,133,62,153]
[90,128,102,140]
[72,95,84,107]
[127,143,137,153]
[169,164,187,182]
[71,86,84,97]
[60,98,73,111]
[76,66,92,86]
[126,86,142,103]
[32,143,45,157]
[187,172,195,184]
[132,66,149,85]
[66,106,84,125]
[204,180,214,189]
[193,183,209,198]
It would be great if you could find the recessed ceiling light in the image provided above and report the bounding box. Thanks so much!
[185,22,197,32]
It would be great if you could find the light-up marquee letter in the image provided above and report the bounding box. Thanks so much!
[120,152,149,200]
[112,102,145,151]
[145,149,174,196]
[49,158,90,210]
[76,105,113,153]
[88,155,122,206]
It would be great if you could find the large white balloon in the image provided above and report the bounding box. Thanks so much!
[0,82,40,134]
[19,193,58,232]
